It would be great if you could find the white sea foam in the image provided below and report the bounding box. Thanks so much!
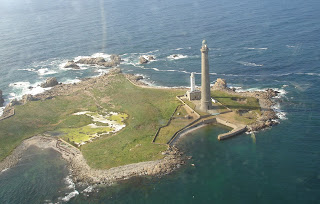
[0,107,4,117]
[1,168,8,173]
[59,175,79,202]
[272,103,287,120]
[296,72,320,77]
[173,48,184,50]
[19,67,58,76]
[9,81,51,100]
[61,190,79,202]
[286,45,296,48]
[234,86,288,120]
[18,68,36,72]
[247,47,268,50]
[238,61,263,67]
[73,52,111,63]
[62,78,81,84]
[37,68,58,76]
[96,68,110,76]
[167,54,188,60]
[65,175,75,189]
[82,186,94,193]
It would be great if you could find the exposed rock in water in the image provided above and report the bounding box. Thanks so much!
[76,57,105,64]
[21,94,37,104]
[139,56,155,64]
[213,78,227,90]
[139,56,148,64]
[76,55,121,67]
[148,55,155,61]
[64,60,80,69]
[41,77,59,88]
[110,54,121,64]
[0,90,4,106]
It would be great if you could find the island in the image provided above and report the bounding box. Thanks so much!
[0,41,280,185]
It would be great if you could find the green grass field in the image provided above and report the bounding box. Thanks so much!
[155,105,194,144]
[0,74,185,169]
[212,90,261,124]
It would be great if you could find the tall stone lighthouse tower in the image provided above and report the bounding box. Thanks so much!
[200,40,212,112]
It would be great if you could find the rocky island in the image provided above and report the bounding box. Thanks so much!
[0,42,281,185]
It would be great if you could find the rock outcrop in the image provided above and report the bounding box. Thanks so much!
[76,55,121,67]
[212,78,227,90]
[21,94,37,104]
[148,55,155,61]
[110,54,121,64]
[0,90,4,106]
[108,68,122,75]
[76,57,105,65]
[212,78,280,132]
[64,60,80,69]
[41,77,59,88]
[139,56,148,64]
[139,56,155,64]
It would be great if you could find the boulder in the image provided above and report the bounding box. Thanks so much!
[139,56,148,64]
[99,61,118,67]
[64,60,80,69]
[213,78,227,90]
[21,94,37,104]
[76,57,106,65]
[108,68,122,75]
[110,54,121,64]
[266,89,279,98]
[148,55,155,61]
[0,90,4,106]
[9,99,20,106]
[41,77,58,88]
[134,75,143,81]
[76,56,120,67]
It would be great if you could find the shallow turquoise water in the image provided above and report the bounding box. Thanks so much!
[0,146,70,204]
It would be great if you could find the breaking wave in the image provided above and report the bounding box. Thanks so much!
[8,81,51,100]
[58,175,79,202]
[234,86,288,120]
[238,61,263,67]
[246,47,268,50]
[167,54,188,60]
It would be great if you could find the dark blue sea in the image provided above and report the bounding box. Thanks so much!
[0,0,320,203]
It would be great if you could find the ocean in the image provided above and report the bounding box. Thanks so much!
[0,0,320,203]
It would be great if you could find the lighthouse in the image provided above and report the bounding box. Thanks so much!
[190,72,196,92]
[200,40,212,112]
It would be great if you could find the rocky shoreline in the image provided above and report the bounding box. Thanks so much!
[212,78,280,132]
[0,69,185,185]
[0,70,281,185]
[0,135,184,185]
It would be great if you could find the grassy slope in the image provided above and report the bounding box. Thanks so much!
[155,105,192,144]
[0,74,185,169]
[82,75,185,168]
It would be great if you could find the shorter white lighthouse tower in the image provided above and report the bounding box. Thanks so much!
[186,72,201,101]
[190,72,196,92]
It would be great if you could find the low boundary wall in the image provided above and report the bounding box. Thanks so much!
[0,107,15,121]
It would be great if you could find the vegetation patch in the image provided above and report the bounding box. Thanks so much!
[60,111,128,146]
[155,105,194,144]
[212,90,261,124]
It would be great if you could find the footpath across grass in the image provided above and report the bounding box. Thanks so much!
[0,74,185,169]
